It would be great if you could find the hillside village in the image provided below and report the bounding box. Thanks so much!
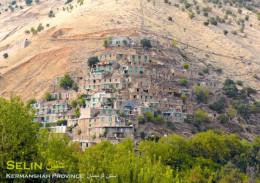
[0,0,259,150]
[27,36,259,150]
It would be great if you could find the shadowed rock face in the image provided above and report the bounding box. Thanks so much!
[0,0,259,101]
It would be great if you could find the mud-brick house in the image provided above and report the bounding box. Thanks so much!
[198,80,220,91]
[75,114,133,143]
[163,108,188,123]
[174,68,199,79]
[72,140,96,151]
[127,54,150,64]
[107,37,131,47]
[85,92,115,108]
[122,65,145,76]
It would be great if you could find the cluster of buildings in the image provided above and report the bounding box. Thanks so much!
[31,47,221,149]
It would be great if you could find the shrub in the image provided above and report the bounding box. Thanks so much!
[223,79,238,98]
[236,80,243,86]
[172,40,178,47]
[217,67,222,73]
[204,21,209,26]
[166,121,175,130]
[45,93,52,101]
[181,95,187,103]
[183,63,189,69]
[65,0,73,4]
[223,30,228,35]
[189,13,195,19]
[59,74,74,89]
[37,23,44,32]
[195,85,210,103]
[202,67,209,74]
[218,114,229,123]
[26,0,32,5]
[138,116,146,124]
[204,12,208,17]
[237,9,242,14]
[168,16,173,21]
[75,107,80,118]
[153,115,164,125]
[144,112,154,122]
[71,100,77,108]
[245,15,249,21]
[253,74,258,79]
[232,30,238,35]
[209,17,218,25]
[140,131,146,140]
[173,89,181,97]
[48,10,55,18]
[193,110,210,127]
[72,83,79,92]
[3,53,8,59]
[179,78,189,87]
[25,30,30,34]
[140,39,152,49]
[56,119,67,126]
[209,95,226,114]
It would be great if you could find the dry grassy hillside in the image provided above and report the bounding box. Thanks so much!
[0,0,259,101]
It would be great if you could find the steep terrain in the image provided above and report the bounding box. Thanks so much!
[0,0,259,101]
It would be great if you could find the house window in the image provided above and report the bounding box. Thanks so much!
[110,54,112,57]
[57,105,60,110]
[104,84,107,89]
[102,117,105,122]
[46,116,49,122]
[105,55,107,59]
[109,117,112,122]
[132,55,135,61]
[83,85,86,89]
[130,71,133,75]
[116,83,119,88]
[140,67,143,71]
[109,66,112,71]
[99,98,101,102]
[94,119,96,123]
[93,98,96,102]
[62,105,65,109]
[89,119,92,123]
[93,104,96,108]
[103,109,106,114]
[110,123,112,126]
[53,105,56,109]
[116,41,120,44]
[100,56,102,60]
[109,110,112,114]
[119,54,123,59]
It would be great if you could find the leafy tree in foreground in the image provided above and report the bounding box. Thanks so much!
[0,97,39,178]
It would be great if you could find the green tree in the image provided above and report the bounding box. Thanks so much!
[179,78,188,87]
[71,100,77,108]
[26,0,33,5]
[195,85,211,103]
[75,107,80,118]
[0,97,39,178]
[209,95,226,113]
[144,112,154,122]
[45,92,52,101]
[223,79,238,98]
[87,56,99,68]
[140,39,152,49]
[3,53,8,59]
[218,114,229,123]
[59,74,74,89]
[193,110,210,127]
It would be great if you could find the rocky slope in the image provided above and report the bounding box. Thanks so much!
[0,0,259,101]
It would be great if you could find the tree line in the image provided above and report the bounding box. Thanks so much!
[0,96,259,182]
